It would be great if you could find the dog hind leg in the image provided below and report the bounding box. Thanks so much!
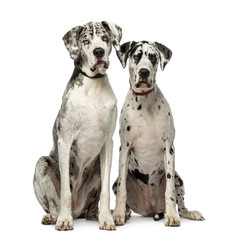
[85,187,101,221]
[175,172,205,221]
[33,156,60,224]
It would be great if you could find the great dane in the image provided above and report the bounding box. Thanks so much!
[112,41,205,226]
[33,21,122,231]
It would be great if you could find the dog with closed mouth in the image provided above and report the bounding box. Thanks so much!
[112,40,205,226]
[33,21,122,231]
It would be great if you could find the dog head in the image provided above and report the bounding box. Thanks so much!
[63,21,122,76]
[117,41,172,92]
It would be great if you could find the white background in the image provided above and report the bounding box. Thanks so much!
[0,0,229,239]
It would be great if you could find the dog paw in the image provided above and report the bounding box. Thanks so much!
[165,214,180,227]
[55,215,73,231]
[98,211,116,230]
[125,208,132,222]
[99,221,116,230]
[42,214,57,225]
[180,210,205,221]
[113,210,126,226]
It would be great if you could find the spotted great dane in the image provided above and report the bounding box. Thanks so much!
[112,41,205,226]
[33,21,122,231]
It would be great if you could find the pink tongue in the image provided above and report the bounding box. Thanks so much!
[140,83,148,88]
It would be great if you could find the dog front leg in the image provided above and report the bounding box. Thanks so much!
[164,143,180,227]
[113,143,129,226]
[98,139,116,230]
[55,138,73,231]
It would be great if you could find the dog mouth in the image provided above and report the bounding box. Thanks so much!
[90,59,109,72]
[135,79,151,88]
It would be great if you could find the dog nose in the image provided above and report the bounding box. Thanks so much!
[139,68,150,79]
[93,48,105,58]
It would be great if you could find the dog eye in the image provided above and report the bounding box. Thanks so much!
[83,40,90,45]
[133,55,139,60]
[149,54,156,60]
[102,36,108,42]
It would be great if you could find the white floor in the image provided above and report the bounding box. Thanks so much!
[16,210,225,240]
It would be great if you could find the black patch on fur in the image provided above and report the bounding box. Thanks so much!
[130,169,149,184]
[134,51,143,65]
[137,104,142,110]
[120,42,131,54]
[57,122,62,131]
[70,63,81,81]
[158,169,164,175]
[129,44,142,57]
[42,196,49,212]
[167,173,171,179]
[120,41,137,66]
[153,212,164,221]
[148,53,157,66]
[112,181,117,191]
[175,175,184,187]
[154,42,172,60]
[134,158,139,166]
[42,157,51,176]
[127,126,131,131]
[44,157,51,166]
[170,147,174,155]
[127,142,129,147]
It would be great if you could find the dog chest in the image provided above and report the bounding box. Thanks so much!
[121,89,175,174]
[62,80,116,129]
[130,124,164,174]
[57,81,116,157]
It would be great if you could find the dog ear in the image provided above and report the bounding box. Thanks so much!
[101,21,122,52]
[63,26,84,60]
[116,41,137,68]
[153,42,172,71]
